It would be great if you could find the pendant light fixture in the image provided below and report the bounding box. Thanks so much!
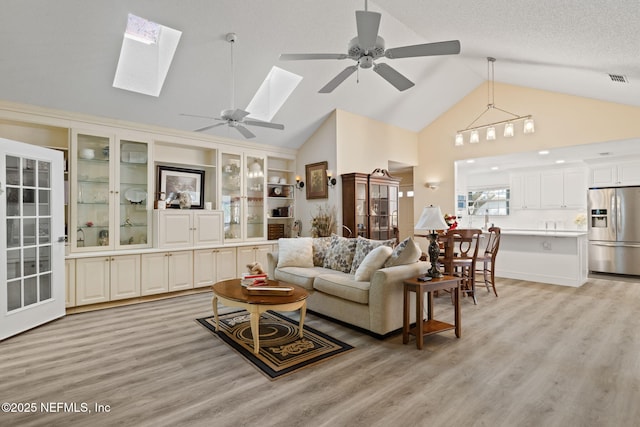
[455,57,534,146]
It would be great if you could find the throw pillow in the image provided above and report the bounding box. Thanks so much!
[323,234,358,273]
[277,237,314,268]
[354,246,393,281]
[349,236,396,274]
[383,237,421,268]
[312,236,333,267]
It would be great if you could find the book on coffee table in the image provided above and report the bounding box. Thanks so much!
[244,285,294,296]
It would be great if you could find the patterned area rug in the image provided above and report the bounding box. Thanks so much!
[196,310,354,380]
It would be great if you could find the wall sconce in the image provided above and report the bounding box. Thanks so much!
[425,182,440,190]
[295,175,305,190]
[326,170,337,187]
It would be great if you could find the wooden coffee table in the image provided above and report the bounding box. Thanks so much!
[211,279,309,354]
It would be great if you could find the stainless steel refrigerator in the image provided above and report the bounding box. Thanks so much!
[588,186,640,275]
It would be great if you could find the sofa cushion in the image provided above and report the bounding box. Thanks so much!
[274,266,337,291]
[312,236,333,267]
[354,245,393,281]
[313,273,370,304]
[323,234,357,273]
[349,236,395,274]
[277,237,314,268]
[383,237,421,268]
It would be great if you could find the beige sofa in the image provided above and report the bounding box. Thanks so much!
[267,235,429,337]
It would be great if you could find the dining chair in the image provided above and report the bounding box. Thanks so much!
[475,226,501,297]
[440,228,483,304]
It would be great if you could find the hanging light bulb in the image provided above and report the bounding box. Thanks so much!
[504,122,515,137]
[470,130,480,143]
[455,133,464,146]
[486,126,496,140]
[523,118,535,134]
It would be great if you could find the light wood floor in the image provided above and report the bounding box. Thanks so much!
[2,276,640,427]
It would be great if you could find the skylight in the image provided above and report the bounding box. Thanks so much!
[246,66,302,122]
[113,14,182,97]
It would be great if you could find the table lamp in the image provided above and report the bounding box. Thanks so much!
[414,205,449,277]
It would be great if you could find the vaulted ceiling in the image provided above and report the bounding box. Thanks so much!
[2,0,639,149]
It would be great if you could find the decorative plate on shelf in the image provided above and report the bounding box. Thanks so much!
[124,188,147,204]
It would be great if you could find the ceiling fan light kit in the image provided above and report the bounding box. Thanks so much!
[455,57,534,146]
[280,1,460,93]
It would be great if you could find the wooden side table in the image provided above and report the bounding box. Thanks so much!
[403,275,461,349]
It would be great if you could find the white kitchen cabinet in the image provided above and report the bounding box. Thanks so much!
[65,259,76,308]
[153,210,223,249]
[540,168,587,209]
[236,244,272,275]
[70,131,152,253]
[75,254,140,305]
[193,247,237,288]
[140,251,193,295]
[590,160,640,187]
[510,172,541,209]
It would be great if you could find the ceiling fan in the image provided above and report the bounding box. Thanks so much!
[279,1,461,93]
[182,33,284,139]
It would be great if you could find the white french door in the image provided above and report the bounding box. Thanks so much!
[1,138,65,341]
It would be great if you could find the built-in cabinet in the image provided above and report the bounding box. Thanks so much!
[65,259,75,307]
[220,152,266,241]
[193,247,237,288]
[341,171,400,240]
[236,244,272,273]
[540,168,587,209]
[266,156,296,239]
[70,131,152,252]
[589,160,640,187]
[75,254,140,305]
[140,251,193,295]
[153,210,223,248]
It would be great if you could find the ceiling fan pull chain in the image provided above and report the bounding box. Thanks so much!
[357,66,360,84]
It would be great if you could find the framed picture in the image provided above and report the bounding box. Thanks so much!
[305,161,328,199]
[157,165,205,209]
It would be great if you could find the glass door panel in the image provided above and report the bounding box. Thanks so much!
[246,155,265,239]
[2,139,65,340]
[75,133,111,249]
[118,140,149,247]
[221,153,242,240]
[356,182,367,237]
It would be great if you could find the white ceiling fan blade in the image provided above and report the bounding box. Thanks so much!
[356,10,381,52]
[234,125,256,139]
[280,53,348,60]
[373,63,415,91]
[229,109,250,122]
[244,120,285,130]
[194,122,226,132]
[180,113,217,120]
[319,65,358,93]
[385,40,461,59]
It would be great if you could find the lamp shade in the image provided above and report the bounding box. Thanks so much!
[414,206,449,235]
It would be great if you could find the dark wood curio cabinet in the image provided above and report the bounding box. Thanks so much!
[341,170,400,241]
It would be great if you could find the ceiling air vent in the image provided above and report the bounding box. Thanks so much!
[608,74,628,83]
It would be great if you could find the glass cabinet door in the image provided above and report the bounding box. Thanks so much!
[356,182,367,237]
[74,133,112,251]
[221,153,242,240]
[245,155,265,239]
[118,140,150,248]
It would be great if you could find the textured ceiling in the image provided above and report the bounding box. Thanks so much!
[1,0,639,149]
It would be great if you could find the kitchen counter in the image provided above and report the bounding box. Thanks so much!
[495,230,588,287]
[500,229,587,237]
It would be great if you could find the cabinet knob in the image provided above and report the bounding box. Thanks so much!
[105,258,110,262]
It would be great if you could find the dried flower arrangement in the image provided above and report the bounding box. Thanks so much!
[310,205,337,237]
